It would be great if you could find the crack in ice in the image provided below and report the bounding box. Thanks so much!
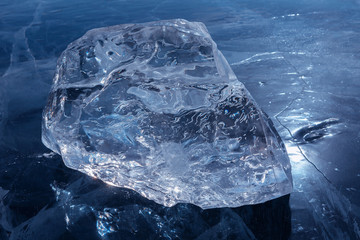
[273,49,333,184]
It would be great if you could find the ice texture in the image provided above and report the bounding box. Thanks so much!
[42,19,292,209]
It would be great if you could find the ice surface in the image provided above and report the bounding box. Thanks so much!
[42,19,292,209]
[1,0,360,238]
[0,89,5,145]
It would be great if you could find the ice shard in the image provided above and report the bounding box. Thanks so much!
[42,19,292,209]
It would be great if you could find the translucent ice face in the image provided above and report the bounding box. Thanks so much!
[42,19,292,209]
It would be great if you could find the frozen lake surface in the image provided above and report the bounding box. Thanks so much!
[0,0,360,239]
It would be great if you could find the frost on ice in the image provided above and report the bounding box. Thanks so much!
[42,19,292,209]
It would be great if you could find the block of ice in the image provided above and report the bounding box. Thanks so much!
[42,19,292,209]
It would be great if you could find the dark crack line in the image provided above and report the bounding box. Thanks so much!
[281,52,310,87]
[275,113,333,184]
[274,48,333,184]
